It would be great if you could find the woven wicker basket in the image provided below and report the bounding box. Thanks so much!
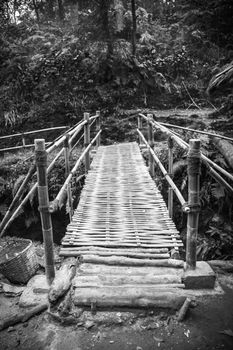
[0,238,39,284]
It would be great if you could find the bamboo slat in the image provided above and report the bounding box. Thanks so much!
[60,142,183,257]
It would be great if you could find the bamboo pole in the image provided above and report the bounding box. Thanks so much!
[53,131,101,208]
[168,127,233,183]
[64,135,73,221]
[96,111,101,147]
[22,133,26,149]
[0,126,68,140]
[0,164,36,235]
[137,129,190,213]
[84,112,90,172]
[0,123,85,236]
[35,139,55,284]
[46,121,86,154]
[147,114,155,177]
[0,142,52,153]
[186,139,201,270]
[0,147,65,237]
[138,114,143,145]
[168,136,174,218]
[160,122,233,142]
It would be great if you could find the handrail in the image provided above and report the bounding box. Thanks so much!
[46,120,86,154]
[52,130,102,210]
[0,146,66,238]
[137,129,190,213]
[159,122,233,142]
[0,111,101,238]
[0,126,69,140]
[137,113,202,270]
[0,142,52,153]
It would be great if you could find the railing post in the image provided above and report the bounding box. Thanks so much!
[96,110,101,147]
[22,133,26,149]
[35,139,55,285]
[147,114,155,177]
[84,112,90,172]
[64,134,73,221]
[168,136,173,218]
[186,139,201,270]
[138,115,142,145]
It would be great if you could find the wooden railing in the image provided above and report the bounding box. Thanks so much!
[136,113,233,271]
[0,126,69,153]
[0,111,101,283]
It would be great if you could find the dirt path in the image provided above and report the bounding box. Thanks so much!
[1,272,233,350]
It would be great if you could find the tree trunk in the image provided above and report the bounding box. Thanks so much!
[32,0,40,23]
[57,0,65,21]
[101,0,113,56]
[47,0,55,19]
[131,0,137,55]
[114,0,124,32]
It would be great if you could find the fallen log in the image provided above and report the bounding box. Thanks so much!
[48,258,77,305]
[0,303,48,331]
[81,255,184,268]
[61,246,169,253]
[177,297,192,322]
[60,250,170,259]
[212,137,233,170]
[79,264,183,276]
[208,260,233,272]
[73,287,186,309]
[73,274,182,287]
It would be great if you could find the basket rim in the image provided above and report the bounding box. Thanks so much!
[0,238,33,267]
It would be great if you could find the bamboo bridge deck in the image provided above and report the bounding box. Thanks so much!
[60,142,188,308]
[60,142,183,254]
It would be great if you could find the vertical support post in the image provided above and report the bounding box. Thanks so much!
[22,133,26,149]
[64,134,73,221]
[147,114,155,177]
[96,110,101,147]
[35,139,55,285]
[137,115,142,145]
[64,134,70,178]
[186,139,201,270]
[84,112,90,173]
[168,136,174,218]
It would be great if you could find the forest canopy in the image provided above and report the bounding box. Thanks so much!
[0,0,233,133]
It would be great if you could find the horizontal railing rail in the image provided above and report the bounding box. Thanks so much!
[0,126,70,153]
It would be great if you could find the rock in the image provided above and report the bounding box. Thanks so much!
[19,275,49,307]
[0,282,25,296]
[84,320,95,329]
[7,326,15,332]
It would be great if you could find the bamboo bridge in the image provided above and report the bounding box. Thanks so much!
[2,110,230,308]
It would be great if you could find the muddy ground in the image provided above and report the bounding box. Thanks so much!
[1,272,233,350]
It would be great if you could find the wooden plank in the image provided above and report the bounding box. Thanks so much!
[81,256,184,268]
[78,264,184,276]
[73,288,186,309]
[60,250,170,259]
[73,274,182,286]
